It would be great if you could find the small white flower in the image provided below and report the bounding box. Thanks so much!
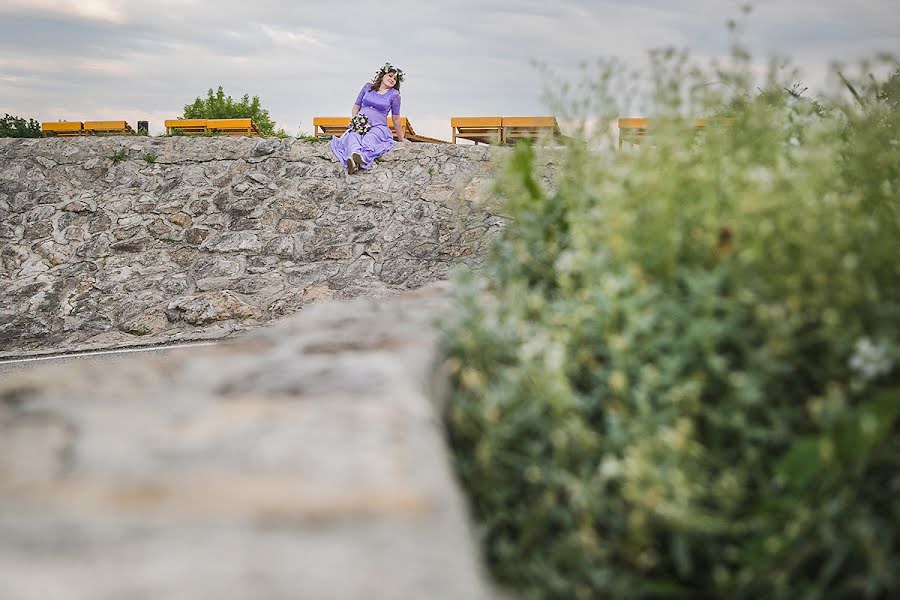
[849,337,893,381]
[599,457,621,479]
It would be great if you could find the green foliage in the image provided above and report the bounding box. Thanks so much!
[878,68,900,108]
[443,50,900,600]
[108,149,127,163]
[182,85,277,136]
[142,152,157,163]
[295,123,330,142]
[1,113,41,138]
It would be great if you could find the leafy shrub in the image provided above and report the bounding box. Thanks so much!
[1,113,41,138]
[182,85,277,136]
[443,50,900,600]
[108,149,127,163]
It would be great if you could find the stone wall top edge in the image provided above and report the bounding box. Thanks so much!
[0,136,514,164]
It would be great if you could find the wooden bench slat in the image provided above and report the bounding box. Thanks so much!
[451,117,502,127]
[501,116,558,128]
[165,119,208,128]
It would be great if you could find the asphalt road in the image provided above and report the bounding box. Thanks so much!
[0,342,216,380]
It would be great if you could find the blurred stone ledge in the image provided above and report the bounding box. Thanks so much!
[0,282,500,600]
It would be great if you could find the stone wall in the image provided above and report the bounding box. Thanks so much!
[0,137,525,357]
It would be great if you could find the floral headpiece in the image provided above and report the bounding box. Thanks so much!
[376,62,405,82]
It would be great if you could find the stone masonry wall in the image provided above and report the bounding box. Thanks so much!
[0,137,540,357]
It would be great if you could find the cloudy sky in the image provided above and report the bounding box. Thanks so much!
[1,0,898,139]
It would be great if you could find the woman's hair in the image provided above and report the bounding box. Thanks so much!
[369,63,404,92]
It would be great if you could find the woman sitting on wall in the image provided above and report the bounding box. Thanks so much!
[330,63,408,174]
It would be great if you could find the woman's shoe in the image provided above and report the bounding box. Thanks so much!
[351,152,366,169]
[346,155,358,174]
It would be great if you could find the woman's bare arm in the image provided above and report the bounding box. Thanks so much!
[352,105,360,117]
[394,118,406,141]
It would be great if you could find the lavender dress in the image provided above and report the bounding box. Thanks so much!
[330,83,401,170]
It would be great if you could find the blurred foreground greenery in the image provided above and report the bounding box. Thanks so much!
[443,48,900,599]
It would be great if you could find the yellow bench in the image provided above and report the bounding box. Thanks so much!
[207,118,259,136]
[166,118,260,136]
[312,116,449,143]
[451,117,502,144]
[618,118,734,149]
[501,116,562,143]
[450,116,563,144]
[313,117,351,138]
[42,122,87,137]
[84,121,134,136]
[165,119,209,135]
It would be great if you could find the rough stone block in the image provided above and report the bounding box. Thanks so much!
[166,291,262,325]
[200,231,262,253]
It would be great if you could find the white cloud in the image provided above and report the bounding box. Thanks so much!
[0,0,126,23]
[258,24,329,50]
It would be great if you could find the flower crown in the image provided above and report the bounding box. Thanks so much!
[375,62,405,82]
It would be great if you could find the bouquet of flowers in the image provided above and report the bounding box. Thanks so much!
[348,113,372,135]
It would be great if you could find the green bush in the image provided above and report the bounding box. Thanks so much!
[108,149,127,163]
[182,85,277,136]
[1,113,41,138]
[443,50,900,600]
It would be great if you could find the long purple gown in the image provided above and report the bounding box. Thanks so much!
[330,83,401,170]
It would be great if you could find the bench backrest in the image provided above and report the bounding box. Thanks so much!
[165,119,208,134]
[84,121,134,135]
[42,122,85,136]
[207,118,259,134]
[451,117,502,144]
[84,120,129,130]
[451,116,562,144]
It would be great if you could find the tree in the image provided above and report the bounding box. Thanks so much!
[182,86,277,136]
[0,114,41,138]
